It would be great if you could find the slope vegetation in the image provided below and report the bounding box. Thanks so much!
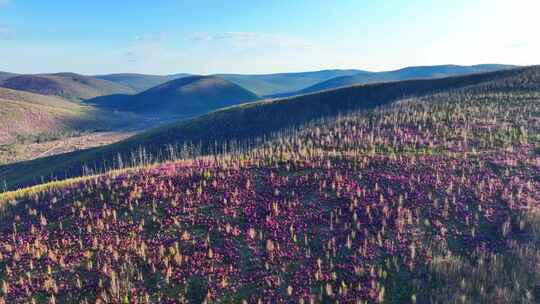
[0,88,138,166]
[0,88,104,145]
[0,66,538,190]
[89,75,259,117]
[0,73,134,101]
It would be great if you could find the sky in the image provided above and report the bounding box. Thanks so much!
[0,0,538,75]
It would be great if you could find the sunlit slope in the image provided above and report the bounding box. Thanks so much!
[0,87,119,145]
[0,73,134,101]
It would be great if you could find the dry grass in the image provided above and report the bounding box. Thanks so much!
[425,211,540,304]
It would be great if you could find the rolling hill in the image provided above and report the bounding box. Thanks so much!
[0,65,537,190]
[0,73,135,101]
[94,73,192,93]
[0,87,128,146]
[217,69,361,96]
[94,69,361,96]
[88,75,260,117]
[297,64,516,95]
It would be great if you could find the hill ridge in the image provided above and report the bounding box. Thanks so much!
[0,73,135,101]
[296,64,516,95]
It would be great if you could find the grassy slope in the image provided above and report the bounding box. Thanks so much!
[88,76,260,117]
[299,64,516,95]
[0,88,101,144]
[0,87,87,109]
[0,73,135,101]
[0,66,538,190]
[217,69,361,96]
[0,88,138,166]
[93,73,192,93]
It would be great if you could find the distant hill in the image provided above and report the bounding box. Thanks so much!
[217,69,361,96]
[298,64,516,95]
[0,71,17,82]
[1,65,515,99]
[1,65,537,190]
[0,73,135,101]
[94,73,192,93]
[89,75,259,117]
[0,87,125,145]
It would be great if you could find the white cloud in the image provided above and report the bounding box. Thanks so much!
[188,32,313,50]
[0,0,10,6]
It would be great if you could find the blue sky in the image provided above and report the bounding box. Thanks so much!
[0,0,538,75]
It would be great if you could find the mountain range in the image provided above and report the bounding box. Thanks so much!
[216,70,362,96]
[289,64,517,96]
[1,65,516,103]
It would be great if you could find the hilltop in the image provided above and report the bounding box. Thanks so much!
[94,73,192,93]
[89,75,259,117]
[0,73,135,101]
[297,64,516,95]
[0,71,16,81]
[93,70,360,96]
[0,65,538,190]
